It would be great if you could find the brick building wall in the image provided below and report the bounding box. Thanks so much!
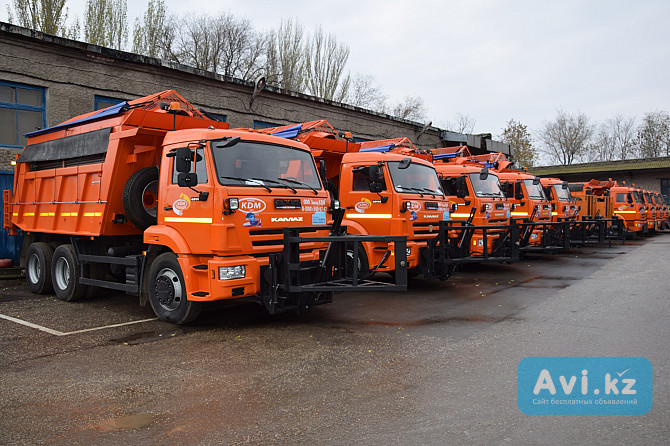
[0,23,444,170]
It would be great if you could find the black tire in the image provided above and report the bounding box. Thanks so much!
[51,244,89,302]
[147,252,202,324]
[346,243,370,278]
[123,167,159,230]
[25,242,54,294]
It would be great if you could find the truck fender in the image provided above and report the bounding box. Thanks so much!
[143,225,192,254]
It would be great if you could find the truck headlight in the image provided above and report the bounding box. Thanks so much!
[530,233,539,240]
[219,265,246,280]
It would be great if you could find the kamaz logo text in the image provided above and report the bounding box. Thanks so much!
[271,217,303,222]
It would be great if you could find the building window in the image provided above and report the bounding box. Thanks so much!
[204,112,227,122]
[253,120,279,130]
[95,95,125,110]
[661,178,670,198]
[0,81,46,148]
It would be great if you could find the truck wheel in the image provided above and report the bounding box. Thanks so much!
[51,244,89,301]
[148,253,202,324]
[346,243,369,278]
[25,242,54,294]
[123,167,159,230]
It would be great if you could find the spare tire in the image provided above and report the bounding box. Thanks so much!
[123,167,159,230]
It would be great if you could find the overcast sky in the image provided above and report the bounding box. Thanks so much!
[4,0,670,139]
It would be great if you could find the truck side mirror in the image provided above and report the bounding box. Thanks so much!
[562,180,568,189]
[175,147,192,173]
[455,176,467,198]
[479,167,488,181]
[368,164,384,193]
[398,157,412,169]
[514,182,524,200]
[533,176,541,185]
[178,172,198,187]
[627,194,633,204]
[318,159,327,183]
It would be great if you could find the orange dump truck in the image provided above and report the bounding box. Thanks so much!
[420,147,515,261]
[3,91,407,323]
[255,121,448,278]
[610,183,647,235]
[465,153,563,251]
[540,177,579,221]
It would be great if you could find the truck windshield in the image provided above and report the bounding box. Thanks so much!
[469,173,505,198]
[212,140,322,191]
[553,184,572,202]
[523,179,547,200]
[388,161,443,196]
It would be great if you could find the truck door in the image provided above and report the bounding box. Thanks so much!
[162,146,214,254]
[341,164,393,234]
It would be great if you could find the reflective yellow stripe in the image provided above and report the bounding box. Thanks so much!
[511,212,529,216]
[12,213,18,217]
[613,210,636,214]
[164,217,213,223]
[61,212,78,217]
[39,212,55,217]
[450,213,472,218]
[83,212,102,217]
[23,212,35,217]
[551,212,558,216]
[345,213,393,219]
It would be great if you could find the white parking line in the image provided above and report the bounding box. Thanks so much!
[0,313,157,336]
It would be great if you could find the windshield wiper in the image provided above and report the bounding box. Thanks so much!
[278,177,319,195]
[396,186,425,197]
[251,178,297,194]
[220,176,272,192]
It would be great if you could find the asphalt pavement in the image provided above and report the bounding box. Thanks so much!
[0,234,668,445]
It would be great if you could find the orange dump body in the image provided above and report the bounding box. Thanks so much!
[567,180,615,221]
[7,90,228,237]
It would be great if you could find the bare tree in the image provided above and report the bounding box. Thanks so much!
[132,0,175,59]
[173,13,223,71]
[500,119,536,168]
[589,115,637,162]
[449,113,476,134]
[269,18,307,93]
[216,13,266,81]
[305,26,350,102]
[346,73,387,113]
[538,110,594,165]
[391,95,426,122]
[637,110,670,158]
[7,0,72,36]
[235,32,267,82]
[84,0,128,50]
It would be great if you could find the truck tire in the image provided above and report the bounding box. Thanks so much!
[148,252,202,324]
[346,243,369,278]
[123,167,159,230]
[25,242,54,294]
[51,244,89,301]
